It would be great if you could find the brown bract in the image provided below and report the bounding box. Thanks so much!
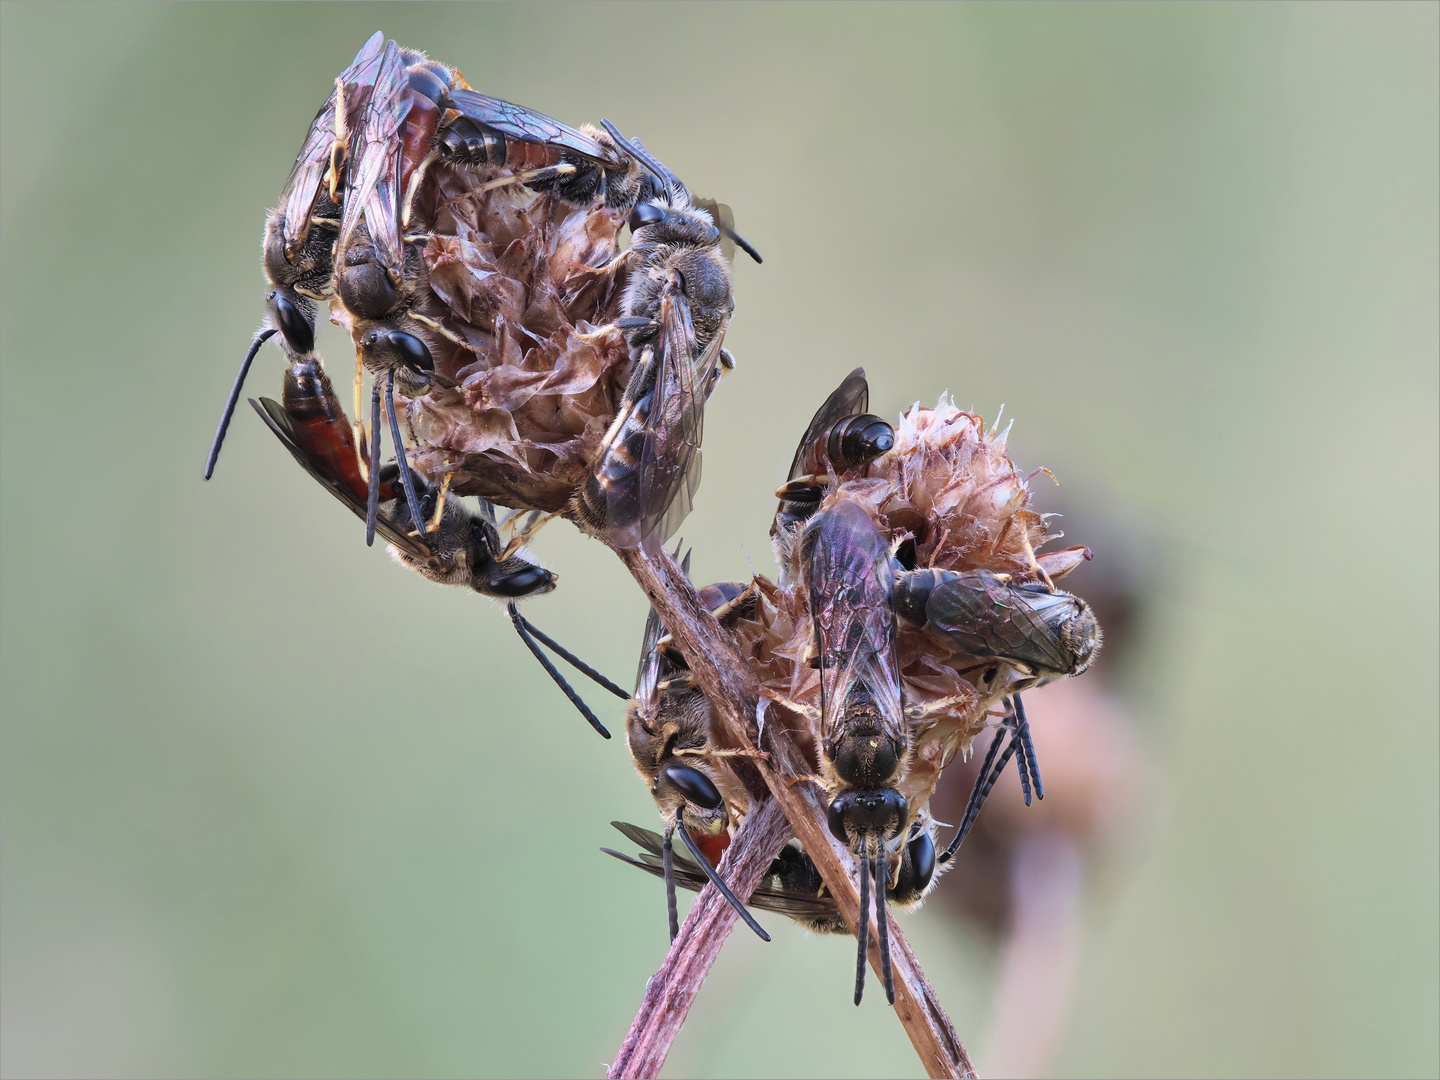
[365,164,633,512]
[735,397,1092,820]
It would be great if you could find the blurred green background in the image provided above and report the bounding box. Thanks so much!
[2,3,1435,1077]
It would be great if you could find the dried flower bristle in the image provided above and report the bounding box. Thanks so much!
[331,164,634,513]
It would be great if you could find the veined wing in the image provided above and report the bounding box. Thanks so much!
[786,367,869,482]
[447,89,625,165]
[633,608,665,702]
[249,396,429,560]
[279,31,386,258]
[805,499,904,741]
[628,287,728,551]
[926,572,1079,674]
[338,38,411,275]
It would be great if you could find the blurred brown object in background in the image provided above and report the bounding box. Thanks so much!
[930,489,1152,1078]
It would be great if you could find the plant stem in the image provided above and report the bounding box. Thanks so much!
[607,797,792,1079]
[612,544,977,1080]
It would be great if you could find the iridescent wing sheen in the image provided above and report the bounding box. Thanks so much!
[279,31,386,258]
[604,823,843,924]
[621,289,728,552]
[338,38,411,275]
[446,89,625,165]
[633,607,665,701]
[805,500,904,741]
[786,367,869,482]
[249,396,430,560]
[924,571,1078,675]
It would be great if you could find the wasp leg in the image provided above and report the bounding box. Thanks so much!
[937,721,1020,864]
[507,604,611,738]
[475,162,576,193]
[499,509,563,561]
[758,688,821,721]
[205,328,277,479]
[354,352,370,484]
[422,472,453,535]
[407,311,468,347]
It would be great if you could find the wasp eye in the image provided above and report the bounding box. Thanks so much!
[907,829,936,893]
[629,201,665,232]
[363,328,434,374]
[269,291,314,354]
[488,565,554,598]
[661,764,723,810]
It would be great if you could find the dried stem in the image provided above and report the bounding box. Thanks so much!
[607,797,792,1079]
[612,544,977,1080]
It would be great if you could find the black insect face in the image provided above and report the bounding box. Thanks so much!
[826,788,908,849]
[266,289,315,355]
[830,415,894,466]
[358,326,434,376]
[1058,603,1101,675]
[485,563,555,598]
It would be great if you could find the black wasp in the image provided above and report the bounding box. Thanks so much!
[248,352,627,737]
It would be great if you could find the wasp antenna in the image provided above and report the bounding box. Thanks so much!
[663,824,680,944]
[599,119,674,203]
[718,221,762,264]
[1013,693,1044,800]
[508,603,612,738]
[676,824,770,942]
[874,850,895,1005]
[1012,711,1033,808]
[384,370,427,537]
[515,612,630,699]
[366,380,383,546]
[939,729,1018,863]
[205,328,277,479]
[854,848,871,1006]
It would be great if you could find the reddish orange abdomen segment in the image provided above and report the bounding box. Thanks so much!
[689,831,730,870]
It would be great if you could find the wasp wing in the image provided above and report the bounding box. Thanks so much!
[627,288,728,552]
[445,89,624,166]
[250,396,431,560]
[804,499,904,740]
[923,571,1075,675]
[338,38,411,277]
[633,607,665,701]
[279,31,387,259]
[786,368,869,483]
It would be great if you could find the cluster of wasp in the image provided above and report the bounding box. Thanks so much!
[206,33,1101,1010]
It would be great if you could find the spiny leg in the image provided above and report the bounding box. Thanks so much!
[384,369,426,536]
[874,850,895,1005]
[366,379,383,546]
[940,730,1020,863]
[1013,693,1044,799]
[663,823,679,944]
[204,328,276,479]
[676,825,770,942]
[507,603,611,738]
[512,613,630,699]
[475,162,576,193]
[854,847,871,1006]
[424,472,452,535]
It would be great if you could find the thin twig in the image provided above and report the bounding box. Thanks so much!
[613,544,977,1080]
[607,797,792,1079]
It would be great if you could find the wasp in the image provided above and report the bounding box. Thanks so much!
[617,569,770,942]
[572,127,760,551]
[247,353,626,737]
[771,368,894,582]
[891,565,1101,862]
[606,815,939,937]
[205,31,390,480]
[799,496,911,1006]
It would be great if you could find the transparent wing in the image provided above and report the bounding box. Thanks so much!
[633,608,665,700]
[338,38,410,274]
[925,572,1075,674]
[787,368,869,482]
[249,396,430,560]
[629,288,729,551]
[278,31,387,257]
[806,500,904,741]
[446,89,625,165]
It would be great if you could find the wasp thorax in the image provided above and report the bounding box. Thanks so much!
[832,728,902,790]
[338,249,403,320]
